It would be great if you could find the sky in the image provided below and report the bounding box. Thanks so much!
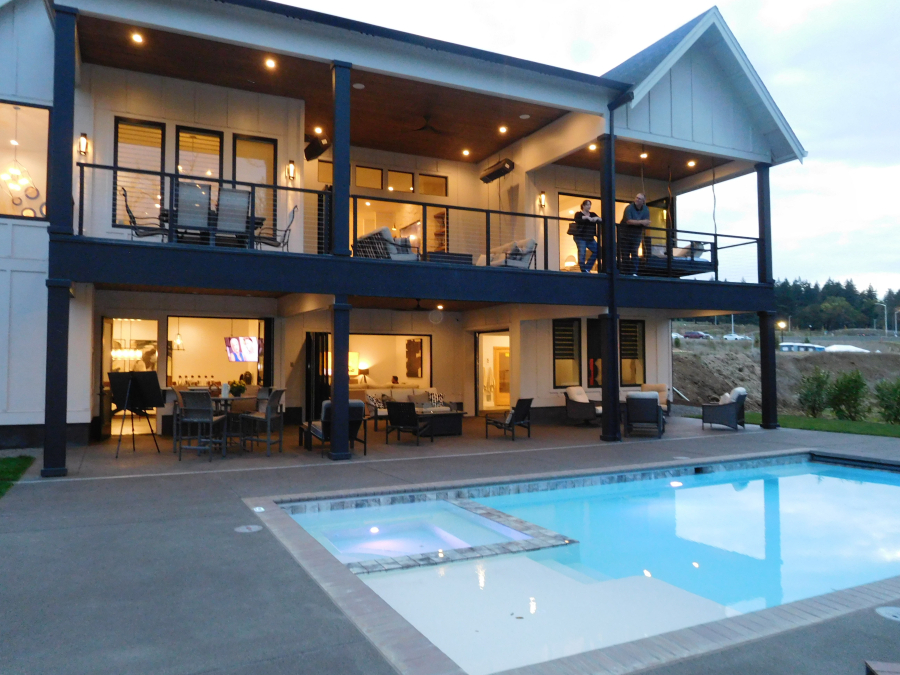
[277,0,900,295]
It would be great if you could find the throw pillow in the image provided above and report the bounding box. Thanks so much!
[381,394,395,406]
[719,392,732,405]
[428,391,445,406]
[366,394,384,409]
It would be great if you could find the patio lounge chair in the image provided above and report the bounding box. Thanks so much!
[306,400,367,456]
[623,392,665,438]
[564,386,602,425]
[485,398,532,440]
[701,387,747,430]
[385,401,433,445]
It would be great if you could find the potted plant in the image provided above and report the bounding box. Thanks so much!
[228,380,247,397]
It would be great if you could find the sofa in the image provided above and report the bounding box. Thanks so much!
[353,227,419,261]
[475,238,537,269]
[349,386,451,429]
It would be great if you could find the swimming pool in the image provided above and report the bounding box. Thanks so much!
[283,459,900,675]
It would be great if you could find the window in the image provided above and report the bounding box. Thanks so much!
[355,166,382,189]
[419,174,447,197]
[620,320,646,385]
[176,127,222,179]
[1,103,49,219]
[114,118,165,226]
[317,160,333,184]
[387,170,414,193]
[234,135,277,236]
[585,319,646,387]
[553,319,581,388]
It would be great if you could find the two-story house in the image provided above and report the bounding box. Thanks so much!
[0,0,805,475]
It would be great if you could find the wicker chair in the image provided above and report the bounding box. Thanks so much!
[623,392,665,438]
[563,386,602,425]
[702,388,747,430]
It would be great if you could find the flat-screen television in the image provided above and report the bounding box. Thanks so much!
[224,337,261,363]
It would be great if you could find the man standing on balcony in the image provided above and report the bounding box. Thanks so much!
[621,193,651,275]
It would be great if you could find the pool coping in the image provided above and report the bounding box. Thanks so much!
[246,448,900,675]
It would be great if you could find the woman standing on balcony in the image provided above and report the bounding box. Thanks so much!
[572,200,601,273]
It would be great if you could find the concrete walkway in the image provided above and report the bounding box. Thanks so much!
[2,418,900,674]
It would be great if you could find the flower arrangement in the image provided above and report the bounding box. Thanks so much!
[228,380,247,397]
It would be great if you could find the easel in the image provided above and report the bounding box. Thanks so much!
[108,372,164,459]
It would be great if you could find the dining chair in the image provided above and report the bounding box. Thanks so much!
[215,188,252,247]
[176,182,212,231]
[256,204,297,251]
[240,388,285,456]
[178,390,226,461]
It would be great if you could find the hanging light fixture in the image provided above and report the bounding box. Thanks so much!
[173,317,185,350]
[3,106,34,201]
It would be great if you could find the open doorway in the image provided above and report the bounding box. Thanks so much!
[100,317,159,436]
[476,331,510,413]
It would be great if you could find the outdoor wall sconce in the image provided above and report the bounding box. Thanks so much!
[78,133,88,156]
[539,191,546,208]
[286,159,295,181]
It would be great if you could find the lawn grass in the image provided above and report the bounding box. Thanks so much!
[0,456,35,499]
[743,412,900,438]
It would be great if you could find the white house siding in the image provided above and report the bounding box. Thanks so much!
[0,0,53,105]
[615,42,771,163]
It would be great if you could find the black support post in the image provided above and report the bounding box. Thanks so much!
[331,61,352,257]
[48,6,78,235]
[329,297,352,460]
[756,163,778,429]
[42,280,72,477]
[759,311,779,429]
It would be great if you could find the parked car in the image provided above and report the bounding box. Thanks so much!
[684,331,713,340]
[722,333,752,341]
[672,332,684,340]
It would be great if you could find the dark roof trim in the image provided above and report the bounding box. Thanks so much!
[214,0,631,91]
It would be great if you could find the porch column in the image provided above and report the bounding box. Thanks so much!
[756,163,778,429]
[48,5,78,235]
[42,280,72,477]
[329,296,351,460]
[331,61,352,257]
[759,311,779,429]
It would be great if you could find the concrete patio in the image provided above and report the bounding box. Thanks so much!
[2,417,900,674]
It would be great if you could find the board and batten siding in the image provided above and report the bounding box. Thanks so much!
[615,44,771,161]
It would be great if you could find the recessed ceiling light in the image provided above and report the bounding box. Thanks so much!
[687,160,696,167]
[437,305,444,310]
[265,58,276,69]
[640,152,648,159]
[388,186,394,191]
[10,140,18,146]
[462,149,470,156]
[365,201,371,206]
[499,126,507,133]
[588,144,597,151]
[314,127,322,135]
[519,114,530,120]
[352,83,365,90]
[131,33,143,44]
[409,187,414,191]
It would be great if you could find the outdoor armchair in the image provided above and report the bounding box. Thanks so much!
[623,392,665,438]
[563,386,601,425]
[305,400,367,456]
[485,398,533,440]
[385,401,433,445]
[701,387,747,430]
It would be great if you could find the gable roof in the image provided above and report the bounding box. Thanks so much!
[602,6,807,164]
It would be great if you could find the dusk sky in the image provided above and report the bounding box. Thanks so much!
[278,0,899,295]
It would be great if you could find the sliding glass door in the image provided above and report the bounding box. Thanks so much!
[233,135,277,238]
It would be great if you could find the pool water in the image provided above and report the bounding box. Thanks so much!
[290,500,529,563]
[355,462,900,674]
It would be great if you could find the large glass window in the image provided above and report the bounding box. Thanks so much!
[553,319,581,388]
[355,166,383,189]
[114,118,165,227]
[419,174,447,197]
[585,319,646,387]
[176,127,222,179]
[387,170,414,193]
[317,160,333,184]
[1,103,49,218]
[234,135,277,237]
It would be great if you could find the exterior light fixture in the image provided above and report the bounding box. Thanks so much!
[265,58,276,69]
[437,304,444,310]
[519,114,530,119]
[640,152,648,159]
[588,144,597,151]
[314,127,323,135]
[131,33,143,44]
[539,191,546,208]
[79,133,88,155]
[462,149,470,156]
[352,83,365,90]
[687,160,696,167]
[499,126,507,133]
[286,159,295,181]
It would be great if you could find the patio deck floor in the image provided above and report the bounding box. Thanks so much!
[3,416,900,674]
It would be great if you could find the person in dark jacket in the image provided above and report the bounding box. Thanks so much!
[620,193,650,275]
[572,200,600,273]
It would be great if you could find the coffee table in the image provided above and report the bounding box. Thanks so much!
[416,409,465,436]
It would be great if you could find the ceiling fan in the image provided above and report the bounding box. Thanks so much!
[410,115,447,135]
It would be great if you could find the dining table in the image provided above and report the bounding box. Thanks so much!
[211,395,254,449]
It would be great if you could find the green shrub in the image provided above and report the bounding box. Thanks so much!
[674,337,681,348]
[797,367,830,418]
[827,370,869,421]
[874,377,900,424]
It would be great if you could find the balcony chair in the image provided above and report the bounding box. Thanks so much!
[623,392,665,438]
[178,390,226,461]
[256,205,296,251]
[564,386,602,425]
[701,387,747,431]
[214,188,252,247]
[485,398,533,440]
[640,383,670,415]
[122,187,167,241]
[385,401,433,445]
[305,400,367,456]
[174,182,212,242]
[240,388,285,456]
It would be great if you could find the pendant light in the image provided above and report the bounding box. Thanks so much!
[174,317,185,350]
